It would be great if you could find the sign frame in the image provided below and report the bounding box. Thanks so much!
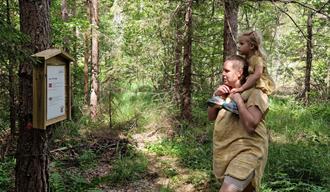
[32,49,74,129]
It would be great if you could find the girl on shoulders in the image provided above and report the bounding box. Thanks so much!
[231,31,275,95]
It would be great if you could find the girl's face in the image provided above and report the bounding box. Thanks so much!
[238,36,252,56]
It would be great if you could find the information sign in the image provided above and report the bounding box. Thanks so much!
[47,65,66,120]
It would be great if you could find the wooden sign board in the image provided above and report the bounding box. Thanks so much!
[32,49,74,129]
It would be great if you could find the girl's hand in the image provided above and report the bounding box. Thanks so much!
[231,87,243,94]
[213,85,231,97]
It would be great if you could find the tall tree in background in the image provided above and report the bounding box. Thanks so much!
[61,0,69,52]
[84,0,91,106]
[6,0,17,135]
[223,0,239,61]
[84,31,90,105]
[303,11,313,103]
[89,0,100,119]
[173,5,183,108]
[16,0,51,191]
[181,0,193,120]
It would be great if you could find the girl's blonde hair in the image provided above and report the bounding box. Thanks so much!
[240,31,267,60]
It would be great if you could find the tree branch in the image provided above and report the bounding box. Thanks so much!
[282,0,329,19]
[271,1,308,41]
[249,0,330,19]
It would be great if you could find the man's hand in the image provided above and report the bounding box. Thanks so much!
[230,93,243,105]
[213,85,231,97]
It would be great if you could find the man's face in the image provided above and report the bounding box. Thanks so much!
[222,60,242,87]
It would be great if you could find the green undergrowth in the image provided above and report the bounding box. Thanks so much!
[267,97,329,144]
[90,150,148,187]
[48,82,155,191]
[147,134,213,171]
[49,146,148,191]
[0,156,15,192]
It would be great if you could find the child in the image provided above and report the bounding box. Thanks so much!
[209,31,275,114]
[231,30,275,96]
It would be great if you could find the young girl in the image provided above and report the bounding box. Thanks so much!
[231,30,275,96]
[211,31,275,114]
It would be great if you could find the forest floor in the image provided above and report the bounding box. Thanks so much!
[75,115,213,192]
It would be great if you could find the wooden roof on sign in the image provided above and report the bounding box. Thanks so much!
[32,48,74,62]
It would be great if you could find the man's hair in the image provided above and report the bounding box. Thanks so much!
[225,55,249,84]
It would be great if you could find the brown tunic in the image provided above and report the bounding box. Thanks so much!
[213,88,269,191]
[248,55,276,95]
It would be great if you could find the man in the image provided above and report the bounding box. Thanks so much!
[208,55,269,192]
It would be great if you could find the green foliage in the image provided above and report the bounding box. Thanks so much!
[264,143,330,191]
[159,186,174,192]
[49,172,65,192]
[264,97,330,191]
[267,97,330,143]
[147,135,212,171]
[92,149,148,186]
[78,150,97,170]
[163,167,178,178]
[0,157,15,191]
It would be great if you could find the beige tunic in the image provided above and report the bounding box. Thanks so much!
[248,55,275,95]
[213,88,269,192]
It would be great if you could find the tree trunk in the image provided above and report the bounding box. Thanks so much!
[327,60,330,98]
[16,0,51,191]
[174,15,183,107]
[303,12,313,104]
[89,0,100,119]
[61,0,69,52]
[84,32,90,105]
[223,0,239,61]
[6,0,17,135]
[181,0,193,120]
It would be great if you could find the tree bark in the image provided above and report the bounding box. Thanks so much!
[303,12,313,104]
[223,0,239,61]
[181,0,193,120]
[16,0,51,191]
[89,0,100,119]
[174,14,183,107]
[327,61,330,98]
[6,0,17,135]
[84,32,90,105]
[61,0,69,52]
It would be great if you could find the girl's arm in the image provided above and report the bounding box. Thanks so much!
[232,64,263,93]
[208,106,220,121]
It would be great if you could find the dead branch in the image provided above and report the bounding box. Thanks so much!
[271,1,309,41]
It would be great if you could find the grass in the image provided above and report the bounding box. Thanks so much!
[0,156,15,192]
[267,97,330,143]
[91,149,148,186]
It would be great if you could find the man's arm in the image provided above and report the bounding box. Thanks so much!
[231,93,263,133]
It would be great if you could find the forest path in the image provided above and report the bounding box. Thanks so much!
[128,127,202,192]
[95,120,208,192]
